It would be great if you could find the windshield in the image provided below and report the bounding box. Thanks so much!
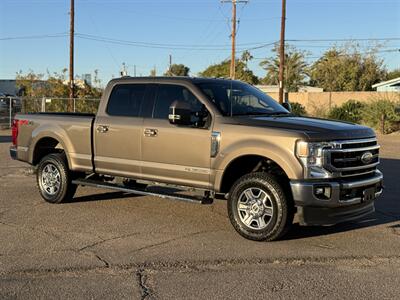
[196,81,289,117]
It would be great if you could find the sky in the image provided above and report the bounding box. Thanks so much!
[0,0,399,86]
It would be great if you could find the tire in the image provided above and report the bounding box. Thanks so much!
[227,172,293,241]
[36,153,77,204]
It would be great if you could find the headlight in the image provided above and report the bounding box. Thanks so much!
[295,141,332,178]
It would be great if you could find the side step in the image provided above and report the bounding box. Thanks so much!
[72,179,213,204]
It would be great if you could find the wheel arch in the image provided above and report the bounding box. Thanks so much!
[30,135,71,168]
[217,154,291,194]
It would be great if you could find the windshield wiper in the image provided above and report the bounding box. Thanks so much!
[264,112,292,116]
[232,111,291,116]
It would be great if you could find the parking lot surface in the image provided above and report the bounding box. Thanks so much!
[0,129,399,299]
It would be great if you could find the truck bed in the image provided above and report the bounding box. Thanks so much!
[14,112,95,172]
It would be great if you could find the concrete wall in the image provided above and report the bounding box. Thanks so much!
[266,91,400,115]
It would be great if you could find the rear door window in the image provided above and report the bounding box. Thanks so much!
[107,84,147,117]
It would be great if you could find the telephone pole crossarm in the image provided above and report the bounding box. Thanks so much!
[221,0,249,80]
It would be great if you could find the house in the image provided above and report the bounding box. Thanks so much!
[0,80,18,96]
[372,77,400,92]
[62,78,89,89]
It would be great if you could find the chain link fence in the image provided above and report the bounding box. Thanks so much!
[0,97,101,129]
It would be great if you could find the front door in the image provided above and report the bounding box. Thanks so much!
[141,84,212,189]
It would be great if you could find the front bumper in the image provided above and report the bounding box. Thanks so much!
[290,170,383,225]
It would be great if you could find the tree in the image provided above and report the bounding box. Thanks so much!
[16,69,102,99]
[259,45,309,92]
[199,59,259,84]
[241,50,253,69]
[309,45,386,91]
[386,68,400,81]
[164,64,190,76]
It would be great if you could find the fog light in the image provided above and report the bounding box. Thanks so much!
[314,185,331,200]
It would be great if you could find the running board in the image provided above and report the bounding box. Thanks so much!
[72,179,213,204]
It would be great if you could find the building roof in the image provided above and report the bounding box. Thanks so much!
[372,77,400,88]
[0,80,18,96]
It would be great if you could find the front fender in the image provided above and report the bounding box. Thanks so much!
[212,138,304,191]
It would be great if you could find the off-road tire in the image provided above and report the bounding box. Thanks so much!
[37,153,77,204]
[227,172,293,241]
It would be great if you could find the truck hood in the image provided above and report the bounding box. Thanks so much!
[229,116,376,141]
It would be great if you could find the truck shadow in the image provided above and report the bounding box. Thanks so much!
[71,191,140,203]
[68,158,399,240]
[71,186,181,203]
[284,158,400,240]
[0,135,11,143]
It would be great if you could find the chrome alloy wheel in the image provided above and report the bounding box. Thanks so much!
[237,187,274,230]
[41,163,61,195]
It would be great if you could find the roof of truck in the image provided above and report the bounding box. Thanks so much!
[108,76,241,85]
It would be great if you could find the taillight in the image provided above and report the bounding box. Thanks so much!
[11,119,19,146]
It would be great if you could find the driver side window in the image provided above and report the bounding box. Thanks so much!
[153,84,208,127]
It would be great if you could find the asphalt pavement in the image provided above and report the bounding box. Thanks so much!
[0,129,399,299]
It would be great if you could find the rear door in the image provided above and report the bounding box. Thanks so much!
[141,83,213,189]
[94,83,148,178]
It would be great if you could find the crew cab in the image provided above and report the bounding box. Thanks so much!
[10,77,384,241]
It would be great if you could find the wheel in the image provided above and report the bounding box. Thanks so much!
[37,153,77,204]
[227,172,293,241]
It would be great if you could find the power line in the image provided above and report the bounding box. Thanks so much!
[287,38,400,42]
[76,33,267,48]
[2,33,399,48]
[252,48,400,60]
[75,33,272,51]
[0,33,68,41]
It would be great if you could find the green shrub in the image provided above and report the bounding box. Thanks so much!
[290,102,307,116]
[328,100,365,123]
[362,97,400,134]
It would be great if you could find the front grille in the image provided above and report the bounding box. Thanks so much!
[324,138,380,177]
[340,140,377,149]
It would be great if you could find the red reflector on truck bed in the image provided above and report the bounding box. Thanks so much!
[11,119,19,146]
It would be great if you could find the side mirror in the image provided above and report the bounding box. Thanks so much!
[281,102,292,112]
[169,100,192,125]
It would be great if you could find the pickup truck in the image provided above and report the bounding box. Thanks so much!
[10,77,383,241]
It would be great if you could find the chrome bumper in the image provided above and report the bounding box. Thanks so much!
[290,170,383,225]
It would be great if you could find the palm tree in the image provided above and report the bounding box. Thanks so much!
[260,46,309,92]
[241,50,254,69]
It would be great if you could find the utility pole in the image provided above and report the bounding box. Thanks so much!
[278,0,286,104]
[134,65,137,77]
[68,0,75,112]
[169,54,172,75]
[221,0,248,80]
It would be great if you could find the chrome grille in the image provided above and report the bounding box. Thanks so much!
[324,138,380,177]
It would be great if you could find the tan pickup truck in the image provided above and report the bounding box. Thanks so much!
[10,77,383,241]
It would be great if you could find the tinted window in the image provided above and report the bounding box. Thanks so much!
[153,84,203,119]
[196,81,289,117]
[107,84,146,117]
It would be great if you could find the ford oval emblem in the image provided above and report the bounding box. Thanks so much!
[361,152,373,164]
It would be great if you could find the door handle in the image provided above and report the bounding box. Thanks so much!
[144,128,158,137]
[96,125,109,133]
